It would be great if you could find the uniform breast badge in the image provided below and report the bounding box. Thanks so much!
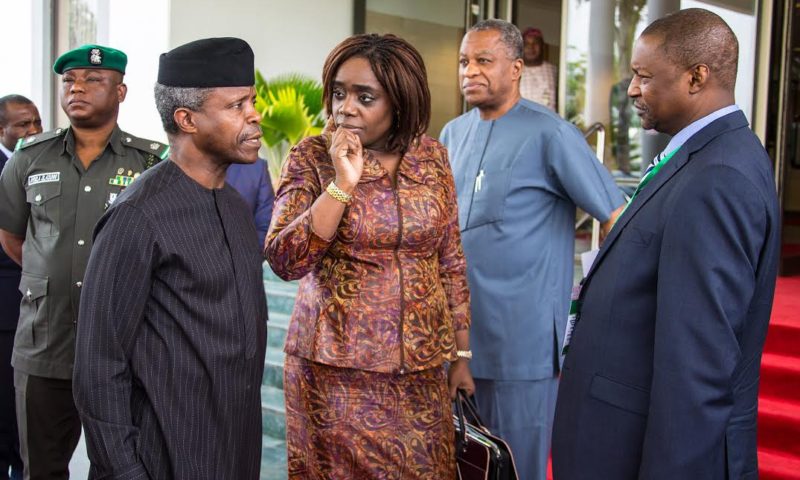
[109,174,134,187]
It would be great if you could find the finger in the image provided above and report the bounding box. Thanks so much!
[350,132,363,152]
[345,135,363,156]
[345,137,360,156]
[331,132,351,158]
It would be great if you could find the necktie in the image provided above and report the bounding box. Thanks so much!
[641,152,664,183]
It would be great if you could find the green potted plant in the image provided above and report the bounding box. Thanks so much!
[254,71,325,190]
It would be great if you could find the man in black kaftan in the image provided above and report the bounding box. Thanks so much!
[73,37,268,479]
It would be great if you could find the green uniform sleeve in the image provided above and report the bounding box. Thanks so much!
[0,152,32,236]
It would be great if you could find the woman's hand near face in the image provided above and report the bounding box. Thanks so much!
[305,124,364,241]
[328,126,364,193]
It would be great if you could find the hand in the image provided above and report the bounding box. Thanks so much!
[448,359,475,400]
[328,125,364,194]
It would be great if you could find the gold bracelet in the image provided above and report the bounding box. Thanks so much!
[456,350,472,360]
[326,181,352,204]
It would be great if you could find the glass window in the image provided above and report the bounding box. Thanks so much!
[564,0,757,181]
[362,0,467,137]
[55,0,168,141]
[0,1,48,128]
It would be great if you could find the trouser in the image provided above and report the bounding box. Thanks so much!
[473,376,559,480]
[0,332,21,480]
[13,372,81,480]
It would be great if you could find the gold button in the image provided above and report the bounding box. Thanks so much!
[75,281,82,288]
[34,194,41,202]
[84,185,92,192]
[77,239,85,246]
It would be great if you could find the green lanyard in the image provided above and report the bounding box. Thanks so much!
[563,147,683,356]
[619,147,681,218]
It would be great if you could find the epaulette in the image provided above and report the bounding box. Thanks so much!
[15,128,68,151]
[121,132,170,169]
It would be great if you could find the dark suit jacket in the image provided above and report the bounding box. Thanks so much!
[226,160,274,249]
[0,149,21,332]
[552,111,780,480]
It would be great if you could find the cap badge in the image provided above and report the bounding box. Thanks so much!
[89,48,103,65]
[150,143,160,150]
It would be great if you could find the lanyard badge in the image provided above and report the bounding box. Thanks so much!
[561,284,582,355]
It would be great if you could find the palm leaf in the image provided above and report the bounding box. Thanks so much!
[260,73,324,125]
[254,70,325,190]
[260,87,313,146]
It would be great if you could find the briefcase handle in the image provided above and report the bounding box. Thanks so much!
[456,390,491,433]
[454,390,468,453]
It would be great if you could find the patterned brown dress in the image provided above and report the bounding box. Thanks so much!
[266,134,470,479]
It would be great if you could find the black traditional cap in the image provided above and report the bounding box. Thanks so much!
[53,44,127,74]
[157,37,255,88]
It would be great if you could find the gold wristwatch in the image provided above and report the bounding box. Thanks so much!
[326,181,352,204]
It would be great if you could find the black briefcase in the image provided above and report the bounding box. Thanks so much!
[454,391,518,480]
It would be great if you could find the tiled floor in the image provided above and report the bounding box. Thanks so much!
[70,434,288,479]
[68,432,90,478]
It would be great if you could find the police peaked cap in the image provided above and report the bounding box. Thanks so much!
[53,44,127,74]
[157,37,255,88]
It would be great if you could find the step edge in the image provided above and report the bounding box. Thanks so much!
[758,447,800,471]
[264,289,298,299]
[761,352,800,367]
[261,402,286,415]
[758,399,800,421]
[760,396,800,410]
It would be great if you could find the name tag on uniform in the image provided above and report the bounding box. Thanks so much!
[562,284,582,355]
[27,172,60,186]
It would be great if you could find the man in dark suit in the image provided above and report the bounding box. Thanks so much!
[552,8,781,480]
[0,95,41,480]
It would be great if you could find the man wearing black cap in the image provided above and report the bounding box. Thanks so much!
[0,45,167,479]
[73,37,267,479]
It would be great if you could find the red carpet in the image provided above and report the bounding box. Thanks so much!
[759,276,800,480]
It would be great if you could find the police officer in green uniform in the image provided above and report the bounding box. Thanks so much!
[0,44,167,479]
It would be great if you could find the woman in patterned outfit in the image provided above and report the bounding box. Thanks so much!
[265,34,474,479]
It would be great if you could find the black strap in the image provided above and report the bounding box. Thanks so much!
[457,390,489,432]
[455,390,467,453]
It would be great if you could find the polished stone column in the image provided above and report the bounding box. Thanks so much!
[586,0,616,134]
[639,0,681,172]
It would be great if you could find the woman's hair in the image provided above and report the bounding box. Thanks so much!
[322,34,431,153]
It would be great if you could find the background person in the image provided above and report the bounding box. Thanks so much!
[440,19,624,480]
[266,33,474,478]
[0,94,41,480]
[73,37,267,479]
[552,9,781,479]
[519,27,557,112]
[0,45,166,479]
